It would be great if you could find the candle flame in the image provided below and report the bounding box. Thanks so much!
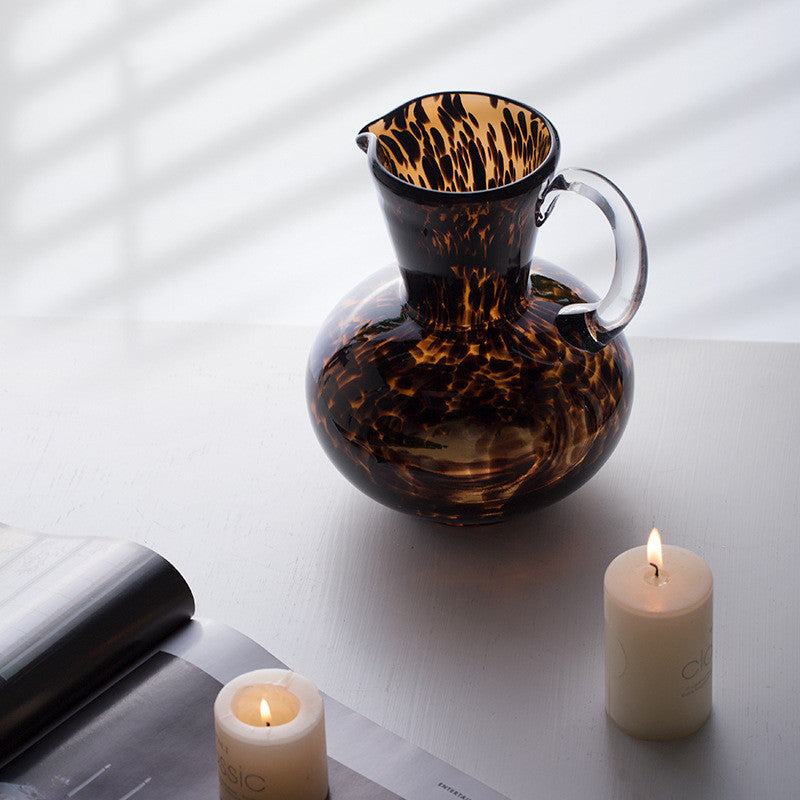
[260,698,271,726]
[647,527,663,572]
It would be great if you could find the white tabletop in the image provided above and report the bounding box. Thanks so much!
[0,316,798,799]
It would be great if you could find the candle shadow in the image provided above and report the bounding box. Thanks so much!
[604,711,719,796]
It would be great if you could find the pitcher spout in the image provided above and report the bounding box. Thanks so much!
[355,130,373,154]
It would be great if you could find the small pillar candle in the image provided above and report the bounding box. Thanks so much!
[604,529,713,740]
[214,669,328,800]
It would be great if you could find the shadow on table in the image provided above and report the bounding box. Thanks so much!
[320,474,643,704]
[331,475,640,604]
[605,711,722,797]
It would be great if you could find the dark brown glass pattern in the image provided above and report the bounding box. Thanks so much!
[306,92,640,525]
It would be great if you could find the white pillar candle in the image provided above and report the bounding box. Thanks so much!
[214,669,328,800]
[604,529,713,740]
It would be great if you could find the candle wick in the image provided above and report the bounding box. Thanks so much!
[650,562,659,578]
[265,721,270,727]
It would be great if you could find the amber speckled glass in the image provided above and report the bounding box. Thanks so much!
[307,92,647,525]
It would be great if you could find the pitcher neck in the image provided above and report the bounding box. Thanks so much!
[377,186,540,326]
[401,263,531,328]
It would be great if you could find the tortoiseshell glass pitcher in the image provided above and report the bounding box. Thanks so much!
[307,92,647,525]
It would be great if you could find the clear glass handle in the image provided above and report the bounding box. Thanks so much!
[536,168,647,351]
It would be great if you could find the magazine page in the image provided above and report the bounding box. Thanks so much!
[0,525,195,759]
[0,619,509,800]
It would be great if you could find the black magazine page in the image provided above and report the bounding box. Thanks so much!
[0,620,510,800]
[0,524,195,761]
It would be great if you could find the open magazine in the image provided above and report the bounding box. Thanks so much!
[0,524,510,800]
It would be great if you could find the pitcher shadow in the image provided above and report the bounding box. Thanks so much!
[321,474,643,694]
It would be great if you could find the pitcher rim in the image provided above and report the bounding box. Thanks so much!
[357,90,560,203]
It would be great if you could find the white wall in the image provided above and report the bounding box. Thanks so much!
[2,0,799,342]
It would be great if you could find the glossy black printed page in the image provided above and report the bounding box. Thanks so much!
[0,539,510,800]
[0,648,403,799]
[0,525,194,760]
[0,651,219,799]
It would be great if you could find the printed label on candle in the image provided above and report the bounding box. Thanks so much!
[680,641,712,697]
[681,643,712,681]
[218,752,269,797]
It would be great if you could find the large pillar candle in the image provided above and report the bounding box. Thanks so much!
[604,529,713,740]
[214,669,328,800]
